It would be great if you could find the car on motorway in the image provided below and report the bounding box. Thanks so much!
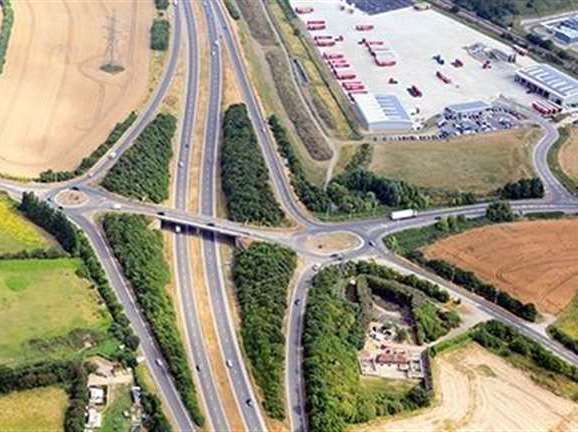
[368,240,376,247]
[312,263,320,272]
[195,365,201,372]
[112,203,122,210]
[226,359,233,368]
[294,298,301,306]
[155,358,164,368]
[246,398,253,407]
[157,211,166,216]
[178,161,184,168]
[207,222,215,227]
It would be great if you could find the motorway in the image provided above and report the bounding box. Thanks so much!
[2,0,578,431]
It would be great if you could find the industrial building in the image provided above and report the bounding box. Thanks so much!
[548,16,578,45]
[352,93,412,131]
[515,64,578,107]
[445,100,491,117]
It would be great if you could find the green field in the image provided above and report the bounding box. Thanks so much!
[0,386,68,432]
[360,128,539,196]
[0,258,113,365]
[102,384,133,432]
[0,193,53,254]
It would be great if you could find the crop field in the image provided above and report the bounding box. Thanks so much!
[0,0,153,177]
[423,219,578,315]
[362,128,539,195]
[0,193,53,254]
[355,343,578,432]
[559,127,578,183]
[0,258,111,365]
[0,386,68,432]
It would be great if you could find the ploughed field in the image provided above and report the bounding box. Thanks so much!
[0,0,153,177]
[423,220,578,315]
[354,343,578,432]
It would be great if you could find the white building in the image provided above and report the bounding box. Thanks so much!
[515,64,578,107]
[352,93,412,131]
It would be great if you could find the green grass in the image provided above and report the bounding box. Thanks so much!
[548,127,578,195]
[360,376,418,398]
[0,258,113,365]
[0,193,53,254]
[0,386,68,432]
[555,296,578,340]
[101,384,133,432]
[364,128,539,196]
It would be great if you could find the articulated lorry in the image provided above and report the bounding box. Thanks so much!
[390,209,417,221]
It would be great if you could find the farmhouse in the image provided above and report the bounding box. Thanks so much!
[515,64,578,107]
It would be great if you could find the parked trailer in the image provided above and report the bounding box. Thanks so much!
[323,52,344,59]
[356,24,374,31]
[314,35,332,40]
[365,40,384,46]
[332,63,350,68]
[390,209,417,221]
[343,83,365,91]
[295,7,314,14]
[335,71,356,80]
[436,71,451,83]
[307,20,325,25]
[307,25,326,31]
[317,40,336,47]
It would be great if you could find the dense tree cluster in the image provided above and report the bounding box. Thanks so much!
[303,266,434,431]
[102,113,176,203]
[232,242,297,419]
[102,214,204,426]
[221,104,285,225]
[150,19,170,51]
[0,0,14,75]
[134,372,172,431]
[154,0,169,10]
[474,320,578,380]
[330,169,429,212]
[499,177,544,200]
[455,0,518,25]
[38,112,137,182]
[486,200,515,222]
[268,115,331,212]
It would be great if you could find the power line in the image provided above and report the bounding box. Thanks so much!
[101,10,124,74]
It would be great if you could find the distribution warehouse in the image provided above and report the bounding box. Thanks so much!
[291,0,577,132]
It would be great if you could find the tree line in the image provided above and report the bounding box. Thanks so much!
[303,264,436,431]
[102,113,176,203]
[473,320,578,381]
[102,214,204,426]
[38,112,137,182]
[0,0,13,75]
[232,242,297,419]
[221,104,285,225]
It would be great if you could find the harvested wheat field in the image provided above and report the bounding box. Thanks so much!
[0,0,154,177]
[355,343,578,432]
[423,220,578,315]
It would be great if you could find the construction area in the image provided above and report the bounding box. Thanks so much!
[290,0,573,132]
[0,0,153,177]
[358,302,426,381]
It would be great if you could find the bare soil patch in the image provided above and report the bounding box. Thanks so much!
[355,343,578,432]
[0,0,153,177]
[423,220,578,315]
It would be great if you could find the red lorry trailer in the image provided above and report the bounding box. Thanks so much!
[295,7,314,14]
[355,24,374,31]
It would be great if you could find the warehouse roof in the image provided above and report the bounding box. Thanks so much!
[445,100,491,115]
[353,93,411,125]
[516,64,578,99]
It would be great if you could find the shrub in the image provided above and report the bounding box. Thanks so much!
[150,19,170,51]
[499,177,544,199]
[486,200,514,222]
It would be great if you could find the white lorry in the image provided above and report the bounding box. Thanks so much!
[390,209,417,221]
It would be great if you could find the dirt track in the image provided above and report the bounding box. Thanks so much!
[356,343,578,432]
[0,0,153,177]
[423,220,578,315]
